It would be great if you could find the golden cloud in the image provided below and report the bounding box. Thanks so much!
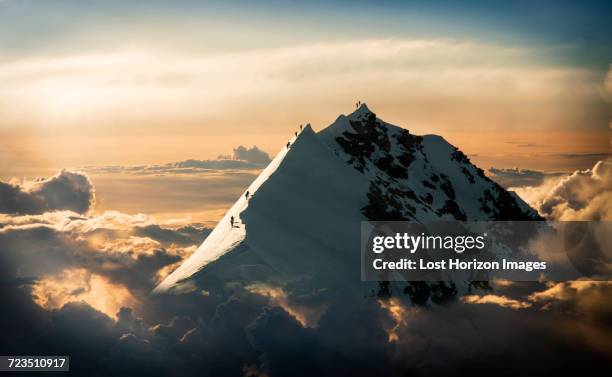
[32,268,138,319]
[246,284,328,328]
[462,294,532,309]
[378,297,415,342]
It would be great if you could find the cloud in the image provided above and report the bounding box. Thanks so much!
[31,267,138,319]
[558,152,611,159]
[511,159,612,220]
[0,39,606,138]
[82,147,271,176]
[462,294,532,309]
[488,167,565,188]
[528,281,612,330]
[246,284,328,328]
[378,297,414,342]
[1,165,612,376]
[0,169,94,214]
[83,160,262,175]
[0,210,208,317]
[231,146,271,165]
[538,160,611,220]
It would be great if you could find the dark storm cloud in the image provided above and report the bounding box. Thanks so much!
[0,169,94,214]
[387,298,611,376]
[239,289,612,377]
[2,247,612,377]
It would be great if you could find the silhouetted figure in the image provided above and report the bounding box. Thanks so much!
[356,102,358,108]
[294,131,297,137]
[287,141,290,149]
[245,191,249,200]
[230,216,234,227]
[300,124,303,130]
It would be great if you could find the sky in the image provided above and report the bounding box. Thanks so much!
[0,0,610,180]
[0,3,611,375]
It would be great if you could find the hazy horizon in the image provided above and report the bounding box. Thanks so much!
[1,0,610,179]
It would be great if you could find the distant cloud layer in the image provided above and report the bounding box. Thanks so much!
[509,159,612,220]
[83,145,271,175]
[0,170,94,214]
[488,167,565,188]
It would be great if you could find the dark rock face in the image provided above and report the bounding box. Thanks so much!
[322,106,541,222]
[334,111,413,179]
[319,105,541,305]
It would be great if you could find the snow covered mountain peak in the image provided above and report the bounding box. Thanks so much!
[350,102,374,118]
[155,104,540,294]
[319,103,379,143]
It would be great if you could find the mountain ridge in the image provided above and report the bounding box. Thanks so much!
[154,104,540,294]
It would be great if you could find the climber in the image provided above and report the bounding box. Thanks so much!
[294,131,297,137]
[287,141,290,149]
[245,191,249,200]
[230,216,234,227]
[300,124,303,130]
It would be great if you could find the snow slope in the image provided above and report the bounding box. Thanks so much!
[154,125,370,293]
[155,104,539,295]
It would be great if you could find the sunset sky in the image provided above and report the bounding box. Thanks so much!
[1,4,611,374]
[1,0,610,177]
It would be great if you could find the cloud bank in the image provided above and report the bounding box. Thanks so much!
[488,167,566,188]
[1,168,611,376]
[83,145,271,176]
[229,145,272,165]
[508,159,611,220]
[0,169,94,214]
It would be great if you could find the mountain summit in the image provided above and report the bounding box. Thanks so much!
[154,104,539,294]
